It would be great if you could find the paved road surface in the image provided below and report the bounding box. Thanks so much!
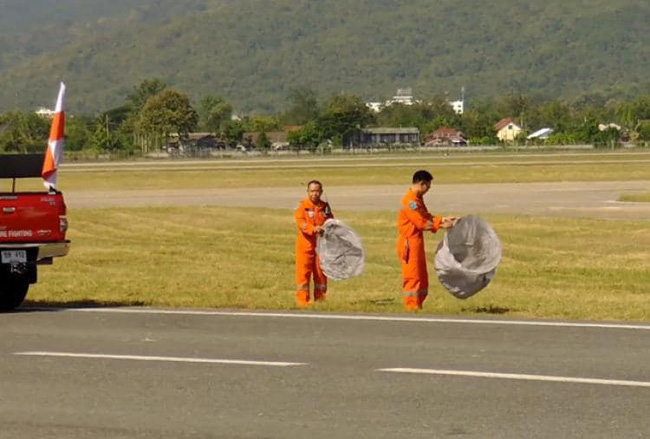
[1,308,648,438]
[65,181,650,220]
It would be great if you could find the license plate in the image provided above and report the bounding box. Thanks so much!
[1,250,26,264]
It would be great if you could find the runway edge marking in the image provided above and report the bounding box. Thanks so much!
[63,308,650,330]
[14,351,306,367]
[378,368,650,388]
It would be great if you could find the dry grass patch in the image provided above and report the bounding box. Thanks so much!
[7,151,649,192]
[53,162,650,190]
[26,207,650,321]
[619,193,650,202]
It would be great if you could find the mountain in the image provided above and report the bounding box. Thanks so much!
[0,0,648,114]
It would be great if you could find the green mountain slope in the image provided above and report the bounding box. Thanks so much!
[0,0,648,114]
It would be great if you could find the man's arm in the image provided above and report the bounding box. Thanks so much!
[439,217,458,229]
[403,200,442,232]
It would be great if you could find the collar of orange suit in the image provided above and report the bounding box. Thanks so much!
[406,188,422,200]
[301,197,328,209]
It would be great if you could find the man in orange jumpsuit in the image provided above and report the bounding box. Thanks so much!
[397,170,456,311]
[294,180,334,307]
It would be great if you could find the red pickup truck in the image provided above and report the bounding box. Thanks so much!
[0,154,70,310]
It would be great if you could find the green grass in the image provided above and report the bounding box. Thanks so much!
[27,206,650,321]
[619,193,650,202]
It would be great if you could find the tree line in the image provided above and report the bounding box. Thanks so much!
[1,78,649,155]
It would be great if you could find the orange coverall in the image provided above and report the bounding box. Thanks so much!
[396,189,442,310]
[294,198,334,306]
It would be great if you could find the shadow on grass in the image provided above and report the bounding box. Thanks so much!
[463,305,511,315]
[366,298,396,306]
[15,299,148,313]
[14,299,514,317]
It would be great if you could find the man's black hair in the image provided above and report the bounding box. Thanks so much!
[412,170,433,184]
[307,180,323,189]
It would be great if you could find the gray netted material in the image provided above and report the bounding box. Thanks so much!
[317,219,365,281]
[434,215,502,299]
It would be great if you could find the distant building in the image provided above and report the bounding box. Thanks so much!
[424,127,468,147]
[366,88,417,112]
[449,99,464,115]
[243,125,302,150]
[527,127,554,140]
[366,87,465,114]
[449,87,465,115]
[344,127,420,147]
[494,117,522,142]
[168,133,226,150]
[388,88,415,105]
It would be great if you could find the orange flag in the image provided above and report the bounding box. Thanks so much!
[42,82,66,190]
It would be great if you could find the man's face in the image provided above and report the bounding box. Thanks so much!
[308,183,323,203]
[415,181,432,196]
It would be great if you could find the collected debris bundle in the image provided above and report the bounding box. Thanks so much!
[317,219,365,281]
[434,215,502,299]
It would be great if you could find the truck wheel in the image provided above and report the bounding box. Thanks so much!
[0,281,29,311]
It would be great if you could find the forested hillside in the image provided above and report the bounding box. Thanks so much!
[0,0,648,114]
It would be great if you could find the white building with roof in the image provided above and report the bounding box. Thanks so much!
[366,87,465,114]
[366,88,417,112]
[449,99,464,115]
[388,88,415,105]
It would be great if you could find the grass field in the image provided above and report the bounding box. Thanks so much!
[620,194,650,202]
[14,150,650,320]
[27,206,650,321]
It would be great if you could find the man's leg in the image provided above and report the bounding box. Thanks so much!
[416,274,429,308]
[295,250,314,307]
[402,276,421,311]
[313,255,328,302]
[402,237,427,310]
[415,242,429,308]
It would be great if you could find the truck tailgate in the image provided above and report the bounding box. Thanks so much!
[0,193,67,243]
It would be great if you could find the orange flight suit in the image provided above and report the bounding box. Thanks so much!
[294,198,334,306]
[396,189,442,310]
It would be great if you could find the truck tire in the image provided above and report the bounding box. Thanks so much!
[0,281,29,311]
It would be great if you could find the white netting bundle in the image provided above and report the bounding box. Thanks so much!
[434,215,502,299]
[317,219,365,281]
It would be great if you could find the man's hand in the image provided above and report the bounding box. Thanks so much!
[313,225,323,235]
[440,216,458,229]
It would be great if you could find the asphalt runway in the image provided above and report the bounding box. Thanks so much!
[1,308,648,438]
[65,180,650,220]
